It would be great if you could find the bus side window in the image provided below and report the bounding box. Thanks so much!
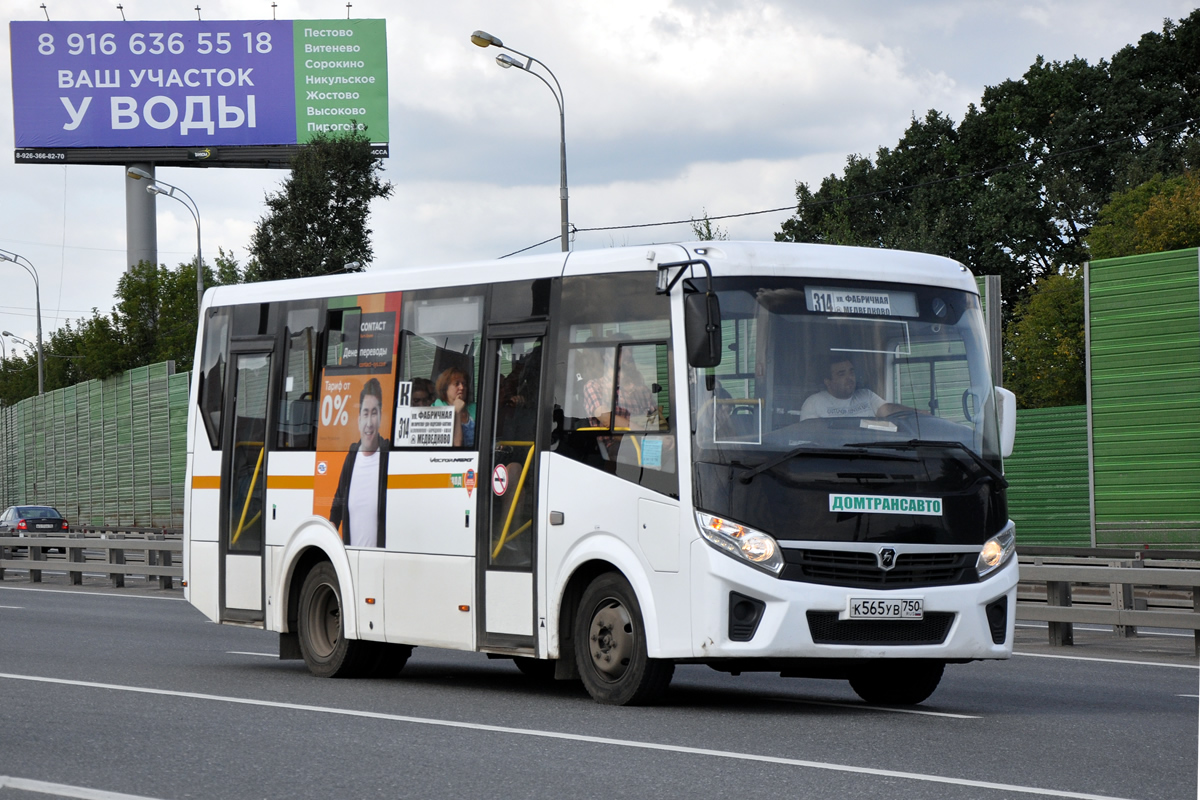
[553,273,676,497]
[197,307,230,449]
[398,290,485,449]
[275,305,323,450]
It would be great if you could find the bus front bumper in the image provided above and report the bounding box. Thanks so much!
[687,539,1018,662]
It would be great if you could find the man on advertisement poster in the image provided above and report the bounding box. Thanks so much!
[329,377,389,548]
[313,302,399,547]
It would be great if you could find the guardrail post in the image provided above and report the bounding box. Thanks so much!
[157,545,173,590]
[67,532,85,586]
[147,533,162,585]
[1110,560,1138,638]
[1046,580,1073,646]
[29,542,45,583]
[1194,591,1200,658]
[108,533,125,588]
[0,542,7,580]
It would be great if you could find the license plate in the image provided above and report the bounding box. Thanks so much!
[35,523,53,530]
[843,597,924,620]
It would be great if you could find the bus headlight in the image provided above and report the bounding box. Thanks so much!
[976,524,1016,578]
[696,512,784,575]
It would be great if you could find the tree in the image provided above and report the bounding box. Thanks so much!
[1003,269,1086,408]
[691,209,728,241]
[1088,172,1200,258]
[0,253,247,405]
[249,126,393,281]
[777,10,1200,318]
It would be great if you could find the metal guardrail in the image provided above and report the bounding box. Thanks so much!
[0,533,181,589]
[1016,546,1200,654]
[3,536,1197,654]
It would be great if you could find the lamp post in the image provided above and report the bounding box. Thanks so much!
[3,330,41,395]
[126,167,204,312]
[0,250,43,395]
[470,30,569,252]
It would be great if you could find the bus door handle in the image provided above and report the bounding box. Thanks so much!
[549,511,564,526]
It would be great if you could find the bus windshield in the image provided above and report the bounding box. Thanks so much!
[690,277,1003,542]
[693,277,1000,457]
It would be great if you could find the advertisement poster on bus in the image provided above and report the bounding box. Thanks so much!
[9,18,388,156]
[313,292,401,548]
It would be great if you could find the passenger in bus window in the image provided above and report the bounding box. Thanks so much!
[434,367,475,447]
[585,346,657,430]
[800,356,906,420]
[410,377,435,407]
[329,378,389,548]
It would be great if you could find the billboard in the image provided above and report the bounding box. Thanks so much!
[10,19,388,165]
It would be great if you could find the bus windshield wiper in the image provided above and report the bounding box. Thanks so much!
[848,439,1008,487]
[738,445,918,485]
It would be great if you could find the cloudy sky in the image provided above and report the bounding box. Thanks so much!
[0,0,1194,350]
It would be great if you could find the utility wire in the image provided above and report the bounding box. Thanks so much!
[498,117,1197,257]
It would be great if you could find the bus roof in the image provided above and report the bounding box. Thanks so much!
[202,241,979,310]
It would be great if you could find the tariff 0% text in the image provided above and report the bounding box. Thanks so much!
[321,394,351,426]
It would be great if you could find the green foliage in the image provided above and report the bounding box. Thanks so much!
[248,126,393,281]
[1003,270,1086,408]
[0,255,245,406]
[691,209,728,241]
[777,10,1200,319]
[1088,172,1200,258]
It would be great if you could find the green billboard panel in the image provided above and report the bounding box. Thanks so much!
[293,19,389,144]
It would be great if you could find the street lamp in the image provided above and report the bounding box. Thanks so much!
[0,249,43,395]
[3,330,42,395]
[126,167,204,312]
[471,30,570,252]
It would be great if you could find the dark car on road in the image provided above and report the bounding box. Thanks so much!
[0,505,69,551]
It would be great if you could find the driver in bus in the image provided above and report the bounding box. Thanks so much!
[800,356,908,420]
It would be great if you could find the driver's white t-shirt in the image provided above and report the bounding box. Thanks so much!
[800,388,885,420]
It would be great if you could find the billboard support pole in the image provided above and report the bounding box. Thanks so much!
[126,163,157,272]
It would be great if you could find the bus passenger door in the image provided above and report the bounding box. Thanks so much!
[218,346,273,623]
[478,327,545,651]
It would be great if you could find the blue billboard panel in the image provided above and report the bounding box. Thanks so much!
[9,20,388,150]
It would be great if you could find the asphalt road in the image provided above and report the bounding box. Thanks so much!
[0,577,1195,800]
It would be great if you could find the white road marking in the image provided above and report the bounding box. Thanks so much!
[227,651,276,658]
[0,775,166,800]
[0,671,1135,800]
[1013,651,1199,670]
[1178,694,1199,699]
[773,696,980,718]
[0,605,24,609]
[0,586,181,601]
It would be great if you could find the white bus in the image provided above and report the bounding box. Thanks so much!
[183,241,1018,706]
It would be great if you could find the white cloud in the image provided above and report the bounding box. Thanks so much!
[0,0,1192,340]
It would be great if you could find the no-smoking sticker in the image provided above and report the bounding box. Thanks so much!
[492,464,509,496]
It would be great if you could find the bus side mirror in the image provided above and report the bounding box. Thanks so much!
[995,386,1016,459]
[684,292,722,368]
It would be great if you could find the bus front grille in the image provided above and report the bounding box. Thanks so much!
[806,611,955,645]
[781,549,976,588]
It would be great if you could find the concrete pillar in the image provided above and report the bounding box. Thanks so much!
[125,162,157,271]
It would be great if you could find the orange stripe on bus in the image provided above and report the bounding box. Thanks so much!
[267,475,315,490]
[192,475,220,490]
[388,474,455,490]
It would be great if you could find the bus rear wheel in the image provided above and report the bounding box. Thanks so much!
[574,572,673,705]
[848,660,944,705]
[297,562,372,678]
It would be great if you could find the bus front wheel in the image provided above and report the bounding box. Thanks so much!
[297,562,371,679]
[574,572,674,705]
[848,660,944,705]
